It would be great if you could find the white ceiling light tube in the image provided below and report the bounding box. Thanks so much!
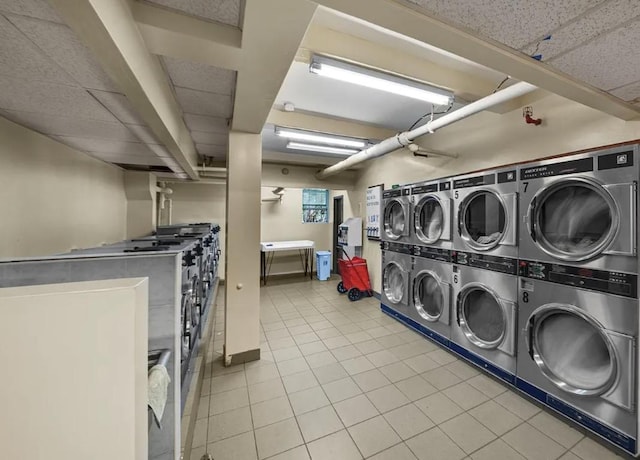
[286,142,359,156]
[276,127,367,148]
[310,55,453,106]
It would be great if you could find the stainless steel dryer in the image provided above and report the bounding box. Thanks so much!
[450,262,518,381]
[406,247,453,346]
[519,145,638,273]
[380,242,413,315]
[453,167,518,258]
[517,260,638,455]
[381,186,412,243]
[410,179,453,250]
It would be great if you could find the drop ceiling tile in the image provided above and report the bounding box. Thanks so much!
[521,0,640,59]
[0,109,137,141]
[146,143,173,158]
[196,143,227,156]
[550,19,640,90]
[0,77,117,121]
[125,123,161,144]
[89,90,144,124]
[0,0,63,23]
[190,130,228,145]
[183,113,228,133]
[163,56,236,95]
[142,0,241,27]
[0,14,71,84]
[53,136,156,156]
[8,14,118,92]
[610,80,640,102]
[404,0,605,49]
[174,86,232,118]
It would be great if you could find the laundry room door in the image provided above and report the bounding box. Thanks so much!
[333,195,343,273]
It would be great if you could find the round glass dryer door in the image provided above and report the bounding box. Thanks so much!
[458,286,506,349]
[383,262,405,304]
[530,306,617,396]
[414,271,444,322]
[415,196,444,244]
[460,191,506,250]
[533,180,617,261]
[384,200,407,240]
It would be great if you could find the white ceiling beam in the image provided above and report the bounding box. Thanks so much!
[313,0,640,120]
[130,1,243,71]
[232,0,318,133]
[267,109,396,140]
[49,0,200,179]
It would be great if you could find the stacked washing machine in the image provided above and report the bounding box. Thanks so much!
[450,166,520,382]
[379,143,640,456]
[515,145,639,454]
[381,178,454,347]
[380,184,412,317]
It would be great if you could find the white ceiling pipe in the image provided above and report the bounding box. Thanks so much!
[316,82,537,179]
[197,166,227,174]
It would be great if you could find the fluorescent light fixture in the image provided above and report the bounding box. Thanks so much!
[310,55,453,106]
[286,142,360,156]
[276,128,367,148]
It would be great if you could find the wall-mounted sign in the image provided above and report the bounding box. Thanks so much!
[366,184,383,240]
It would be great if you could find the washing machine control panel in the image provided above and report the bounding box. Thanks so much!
[453,173,495,189]
[518,260,638,298]
[382,188,410,198]
[413,246,452,262]
[411,183,438,194]
[452,251,517,275]
[381,241,413,255]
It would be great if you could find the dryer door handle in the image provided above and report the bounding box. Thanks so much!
[527,316,535,359]
[529,196,537,242]
[455,294,461,326]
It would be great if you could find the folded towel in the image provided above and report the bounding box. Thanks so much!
[148,364,171,429]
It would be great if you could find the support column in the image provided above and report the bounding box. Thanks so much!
[224,132,262,365]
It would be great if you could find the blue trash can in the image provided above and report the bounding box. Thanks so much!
[316,251,332,281]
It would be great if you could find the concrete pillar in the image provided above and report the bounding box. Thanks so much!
[224,132,262,365]
[124,171,157,238]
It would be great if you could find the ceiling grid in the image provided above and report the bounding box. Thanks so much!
[161,56,235,161]
[400,0,640,104]
[0,0,186,174]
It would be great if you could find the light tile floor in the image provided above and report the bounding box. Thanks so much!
[187,278,628,460]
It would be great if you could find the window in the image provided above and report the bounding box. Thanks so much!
[302,188,329,223]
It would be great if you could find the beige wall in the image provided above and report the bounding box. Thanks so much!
[124,171,157,239]
[262,186,334,275]
[168,165,356,280]
[355,94,640,291]
[0,116,127,258]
